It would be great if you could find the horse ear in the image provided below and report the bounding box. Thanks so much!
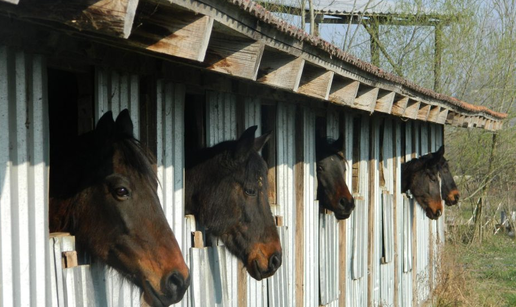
[254,130,271,152]
[95,111,115,137]
[115,109,134,137]
[332,133,344,151]
[234,126,258,160]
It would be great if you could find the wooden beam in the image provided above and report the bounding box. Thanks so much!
[417,103,431,121]
[391,95,409,117]
[257,50,304,91]
[328,77,359,106]
[402,99,420,119]
[297,64,334,100]
[436,108,448,124]
[130,5,213,62]
[375,90,395,114]
[427,106,440,123]
[203,25,265,80]
[445,111,455,125]
[8,0,139,38]
[62,251,78,269]
[354,84,379,112]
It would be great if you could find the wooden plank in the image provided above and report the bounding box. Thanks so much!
[436,108,448,124]
[328,77,360,106]
[62,251,78,269]
[294,107,305,307]
[130,5,213,62]
[391,95,409,117]
[297,65,334,100]
[403,99,421,120]
[354,85,379,112]
[427,106,441,123]
[375,90,395,114]
[417,103,431,121]
[204,26,265,80]
[7,0,139,38]
[445,111,456,125]
[258,50,304,91]
[0,0,19,4]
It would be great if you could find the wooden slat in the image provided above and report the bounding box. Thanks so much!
[375,90,396,114]
[130,5,213,62]
[328,77,360,106]
[257,50,304,91]
[436,108,449,124]
[417,103,431,121]
[204,26,265,80]
[297,64,334,100]
[402,99,420,119]
[391,95,409,117]
[10,0,139,38]
[427,106,440,123]
[354,85,379,112]
[445,111,456,125]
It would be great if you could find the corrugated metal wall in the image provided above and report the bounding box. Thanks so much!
[0,46,49,307]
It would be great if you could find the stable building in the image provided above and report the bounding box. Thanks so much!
[0,0,505,306]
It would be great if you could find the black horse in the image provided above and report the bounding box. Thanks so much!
[401,146,447,220]
[316,133,355,220]
[185,126,282,280]
[49,110,190,307]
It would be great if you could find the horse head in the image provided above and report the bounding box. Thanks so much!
[185,126,282,280]
[49,110,189,307]
[402,146,446,220]
[316,133,355,220]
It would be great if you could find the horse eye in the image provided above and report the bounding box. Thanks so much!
[317,166,324,171]
[244,188,257,196]
[114,187,130,200]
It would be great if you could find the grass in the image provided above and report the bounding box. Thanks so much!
[433,233,516,307]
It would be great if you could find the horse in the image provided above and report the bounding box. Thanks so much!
[49,110,190,307]
[185,126,282,280]
[316,133,355,220]
[401,146,447,220]
[437,146,460,206]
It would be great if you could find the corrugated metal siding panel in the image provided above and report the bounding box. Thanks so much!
[371,118,381,306]
[416,124,430,304]
[303,108,318,307]
[244,97,268,307]
[205,91,239,307]
[268,226,289,307]
[319,110,339,306]
[93,67,142,306]
[346,115,369,307]
[94,68,140,138]
[270,102,296,307]
[0,46,49,307]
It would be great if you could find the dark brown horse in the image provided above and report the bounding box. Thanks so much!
[185,126,282,280]
[437,146,460,206]
[316,133,355,219]
[401,146,446,220]
[49,110,189,307]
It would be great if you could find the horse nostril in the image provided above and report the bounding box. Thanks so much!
[340,198,355,210]
[268,252,282,272]
[164,271,187,295]
[436,209,442,217]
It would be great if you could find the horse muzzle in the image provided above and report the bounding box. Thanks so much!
[143,271,190,307]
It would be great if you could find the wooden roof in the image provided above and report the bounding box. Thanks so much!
[0,0,506,130]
